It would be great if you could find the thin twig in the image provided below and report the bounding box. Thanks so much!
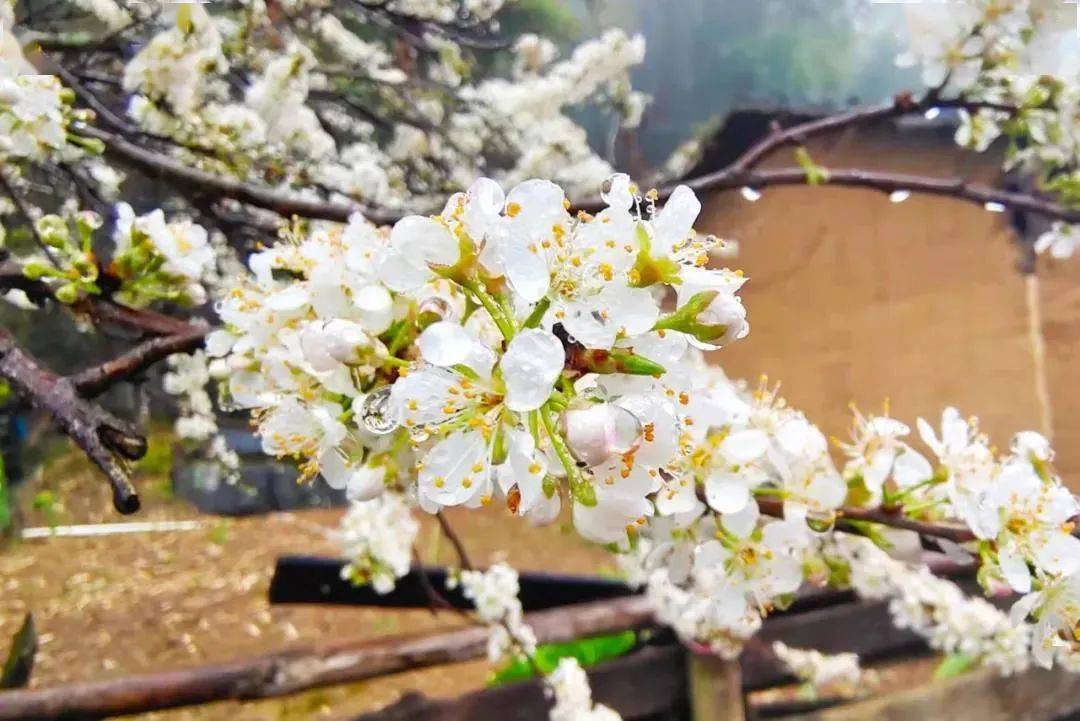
[0,327,145,513]
[436,510,474,570]
[0,173,61,269]
[70,321,209,398]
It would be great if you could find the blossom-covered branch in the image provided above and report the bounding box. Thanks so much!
[6,5,1080,718]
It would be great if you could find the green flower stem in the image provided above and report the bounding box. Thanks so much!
[521,297,551,330]
[883,476,940,508]
[528,409,541,446]
[751,486,788,499]
[462,280,514,341]
[540,402,595,506]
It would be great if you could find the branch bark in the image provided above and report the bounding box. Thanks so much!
[75,125,391,225]
[70,321,209,398]
[0,595,654,721]
[755,497,978,544]
[678,166,1080,223]
[0,327,145,513]
[74,93,1080,230]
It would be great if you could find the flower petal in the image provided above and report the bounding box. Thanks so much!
[500,328,565,412]
[704,472,750,514]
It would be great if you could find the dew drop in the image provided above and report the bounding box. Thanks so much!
[359,387,398,435]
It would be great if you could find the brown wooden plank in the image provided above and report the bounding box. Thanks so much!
[344,644,688,721]
[781,665,1080,721]
[688,653,745,721]
[741,599,925,690]
[0,596,653,721]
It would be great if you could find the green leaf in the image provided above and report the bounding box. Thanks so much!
[795,147,830,185]
[933,653,973,681]
[1,613,36,689]
[489,631,637,685]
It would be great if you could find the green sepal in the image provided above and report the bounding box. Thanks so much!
[571,477,597,507]
[573,348,666,377]
[652,290,730,344]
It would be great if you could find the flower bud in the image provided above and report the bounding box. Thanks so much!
[54,283,79,304]
[22,262,51,280]
[300,319,370,372]
[696,293,748,346]
[561,403,642,467]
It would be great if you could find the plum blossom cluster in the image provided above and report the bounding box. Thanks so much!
[770,642,870,699]
[835,536,1032,674]
[546,657,622,721]
[900,0,1080,255]
[619,364,1080,671]
[111,204,217,307]
[0,60,74,163]
[338,492,419,594]
[162,351,240,476]
[105,1,647,211]
[208,173,747,557]
[452,565,624,721]
[204,175,1080,686]
[454,562,537,662]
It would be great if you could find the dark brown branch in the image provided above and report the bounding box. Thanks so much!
[754,497,977,544]
[0,259,201,338]
[75,297,201,337]
[0,595,653,721]
[727,94,917,174]
[74,125,396,225]
[0,327,144,513]
[679,166,1080,223]
[724,93,1026,176]
[70,321,209,398]
[436,511,474,570]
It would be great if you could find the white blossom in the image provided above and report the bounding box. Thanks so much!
[338,492,419,594]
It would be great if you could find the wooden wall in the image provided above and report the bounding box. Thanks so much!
[695,121,1080,483]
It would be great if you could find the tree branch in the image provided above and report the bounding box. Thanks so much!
[436,511,474,571]
[723,93,1026,176]
[0,595,653,721]
[70,321,209,398]
[77,99,1080,231]
[74,125,396,225]
[755,497,977,544]
[678,166,1080,223]
[0,327,145,513]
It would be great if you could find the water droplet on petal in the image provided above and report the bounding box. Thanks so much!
[359,387,398,435]
[417,296,454,327]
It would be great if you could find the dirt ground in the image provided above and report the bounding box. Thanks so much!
[0,444,613,720]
